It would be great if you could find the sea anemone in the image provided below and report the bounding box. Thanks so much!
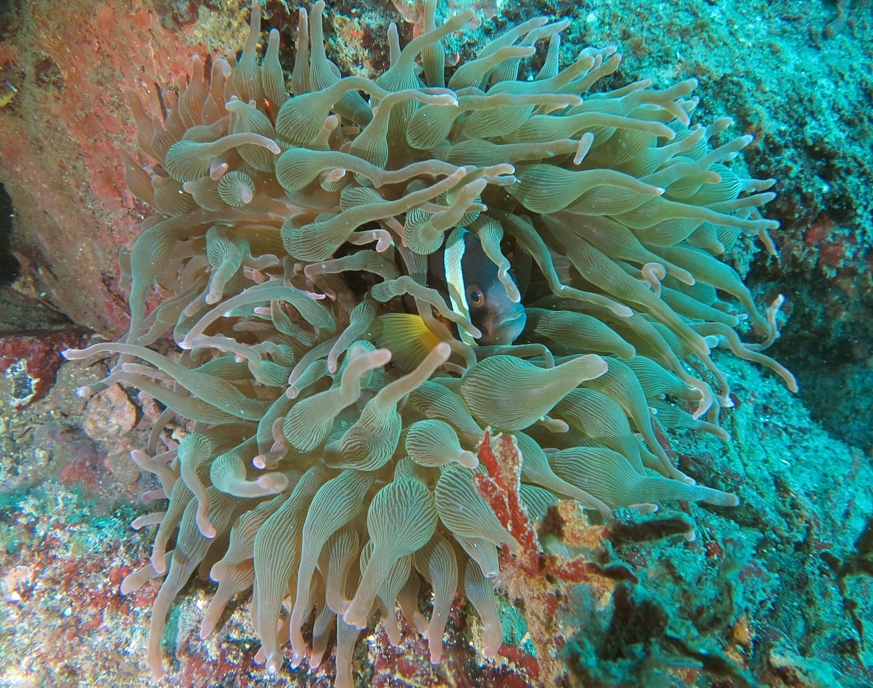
[64,0,796,683]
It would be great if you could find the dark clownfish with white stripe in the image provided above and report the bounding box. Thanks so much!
[448,227,526,346]
[372,228,526,370]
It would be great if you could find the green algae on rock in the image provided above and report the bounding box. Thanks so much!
[63,0,797,683]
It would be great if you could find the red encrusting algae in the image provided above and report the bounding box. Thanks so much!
[473,431,624,685]
[0,331,88,407]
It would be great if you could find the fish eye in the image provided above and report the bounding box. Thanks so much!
[466,286,484,307]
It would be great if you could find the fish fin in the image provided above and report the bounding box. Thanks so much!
[373,313,442,371]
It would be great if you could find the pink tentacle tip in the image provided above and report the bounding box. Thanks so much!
[210,161,229,180]
[197,514,217,540]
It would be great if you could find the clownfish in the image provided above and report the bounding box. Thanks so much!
[445,227,526,346]
[373,229,526,369]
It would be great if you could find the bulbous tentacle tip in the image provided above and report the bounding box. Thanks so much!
[148,656,167,682]
[484,636,503,660]
[199,616,217,640]
[342,606,368,630]
[679,472,697,486]
[150,557,167,576]
[256,473,289,494]
[196,517,217,540]
[459,451,479,469]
